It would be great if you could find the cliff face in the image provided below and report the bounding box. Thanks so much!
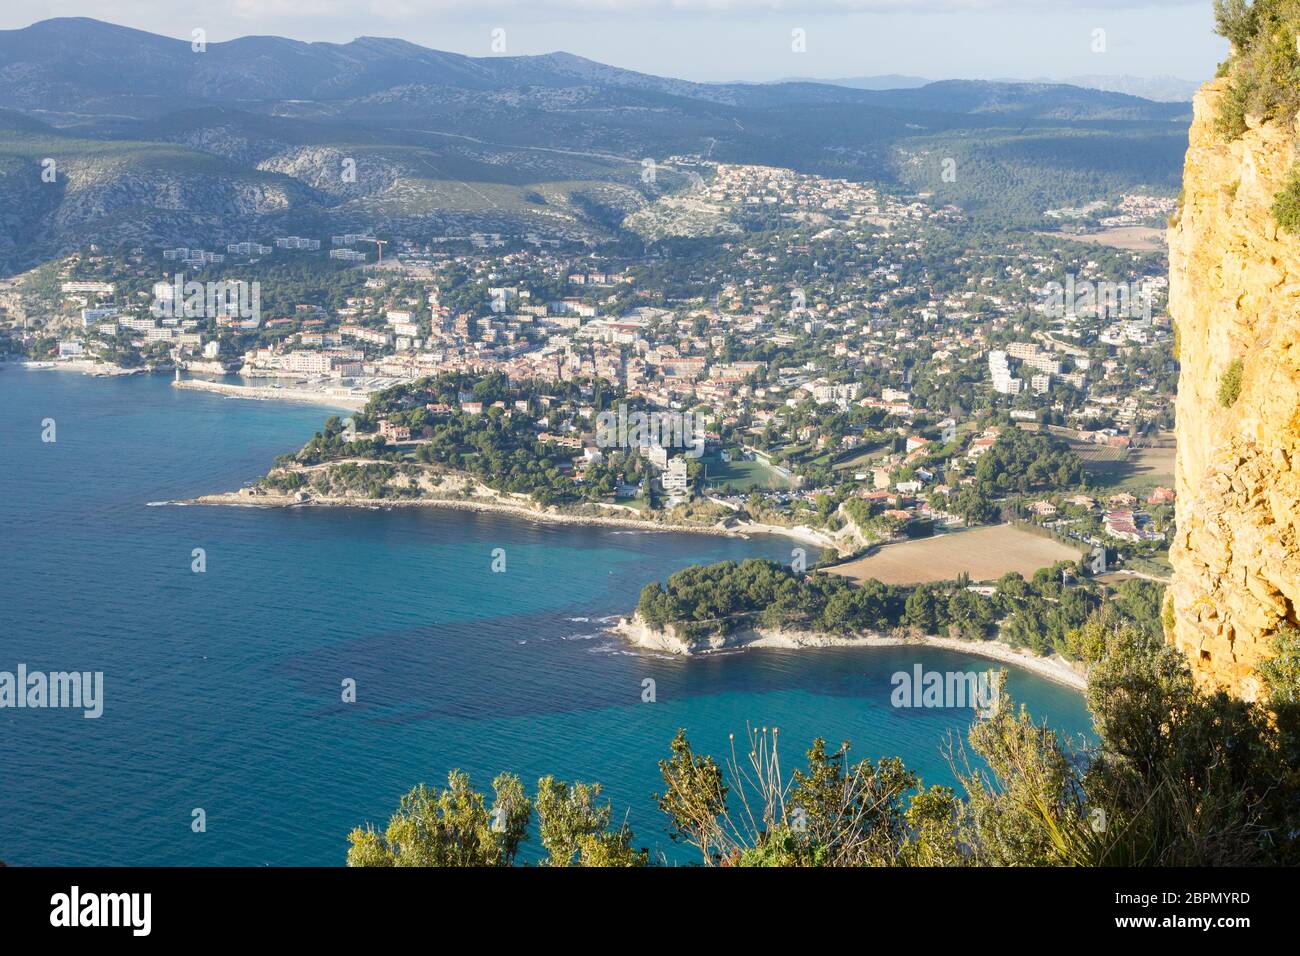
[1167,79,1300,700]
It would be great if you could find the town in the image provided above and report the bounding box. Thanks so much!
[0,161,1178,581]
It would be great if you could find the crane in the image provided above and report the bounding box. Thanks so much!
[358,237,388,266]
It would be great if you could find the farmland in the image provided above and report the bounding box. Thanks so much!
[1072,438,1176,493]
[1037,225,1167,252]
[825,523,1084,586]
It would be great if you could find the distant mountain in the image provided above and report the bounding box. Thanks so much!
[806,72,1200,104]
[779,74,930,91]
[1053,75,1201,104]
[0,19,1188,122]
[0,17,885,119]
[0,18,1192,273]
[800,70,1196,104]
[857,81,1190,122]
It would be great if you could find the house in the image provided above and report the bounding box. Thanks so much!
[378,420,412,442]
[1148,486,1176,505]
[1103,509,1142,542]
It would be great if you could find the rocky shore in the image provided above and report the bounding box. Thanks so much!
[612,614,1087,690]
[183,483,836,545]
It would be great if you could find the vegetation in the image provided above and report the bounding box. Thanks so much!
[276,372,607,507]
[636,558,905,638]
[632,557,1160,662]
[1258,623,1300,706]
[1218,357,1244,407]
[1213,1,1300,225]
[346,772,644,867]
[972,429,1086,495]
[1271,163,1300,232]
[349,618,1300,866]
[1214,0,1300,131]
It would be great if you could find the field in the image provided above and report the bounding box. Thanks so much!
[1037,226,1167,252]
[825,524,1085,586]
[1072,439,1175,492]
[831,443,890,473]
[702,456,792,492]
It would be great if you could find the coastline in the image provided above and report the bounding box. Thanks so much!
[19,359,148,377]
[173,378,369,411]
[182,487,821,542]
[612,616,1087,691]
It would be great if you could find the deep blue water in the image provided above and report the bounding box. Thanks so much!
[0,369,1092,865]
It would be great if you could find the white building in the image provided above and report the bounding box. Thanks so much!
[989,350,1022,395]
[661,457,690,496]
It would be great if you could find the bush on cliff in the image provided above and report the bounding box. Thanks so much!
[1271,165,1300,232]
[1218,358,1244,407]
[1214,0,1300,136]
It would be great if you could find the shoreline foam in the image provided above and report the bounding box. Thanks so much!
[612,616,1087,691]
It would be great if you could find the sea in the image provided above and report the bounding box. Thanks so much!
[0,369,1092,865]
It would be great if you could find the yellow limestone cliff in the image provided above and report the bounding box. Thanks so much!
[1167,78,1300,700]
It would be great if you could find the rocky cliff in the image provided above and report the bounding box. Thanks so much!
[1167,78,1300,700]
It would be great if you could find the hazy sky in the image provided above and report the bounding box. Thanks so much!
[2,1,1227,83]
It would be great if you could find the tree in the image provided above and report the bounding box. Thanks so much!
[904,584,944,633]
[655,729,729,864]
[535,777,645,867]
[346,771,530,867]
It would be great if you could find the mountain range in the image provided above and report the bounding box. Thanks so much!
[789,74,1201,103]
[0,17,1194,274]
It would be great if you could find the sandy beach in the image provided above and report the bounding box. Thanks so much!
[173,377,369,411]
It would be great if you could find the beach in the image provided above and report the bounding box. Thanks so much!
[173,377,369,410]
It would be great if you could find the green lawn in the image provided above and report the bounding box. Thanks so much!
[702,457,792,492]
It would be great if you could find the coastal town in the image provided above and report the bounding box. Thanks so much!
[1,161,1178,582]
[12,6,1300,888]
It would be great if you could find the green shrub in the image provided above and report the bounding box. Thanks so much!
[1218,358,1245,407]
[1214,73,1252,140]
[1215,0,1261,50]
[1213,0,1300,142]
[1272,165,1300,231]
[1258,623,1300,705]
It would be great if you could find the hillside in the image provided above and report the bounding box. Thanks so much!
[0,17,1193,273]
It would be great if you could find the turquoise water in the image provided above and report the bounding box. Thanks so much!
[0,370,1092,865]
